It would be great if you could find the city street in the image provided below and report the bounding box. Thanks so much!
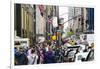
[14,4,94,65]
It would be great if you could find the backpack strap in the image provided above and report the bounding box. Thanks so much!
[32,55,36,64]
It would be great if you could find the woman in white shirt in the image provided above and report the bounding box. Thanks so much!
[27,49,38,65]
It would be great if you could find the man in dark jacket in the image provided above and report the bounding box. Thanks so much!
[45,50,56,63]
[15,46,28,65]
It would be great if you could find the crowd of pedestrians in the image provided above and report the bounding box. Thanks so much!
[14,36,94,65]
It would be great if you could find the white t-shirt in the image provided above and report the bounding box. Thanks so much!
[27,49,32,56]
[27,54,38,65]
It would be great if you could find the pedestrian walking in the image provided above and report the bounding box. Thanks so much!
[27,46,34,56]
[15,46,28,65]
[39,50,44,64]
[27,49,38,64]
[45,49,56,63]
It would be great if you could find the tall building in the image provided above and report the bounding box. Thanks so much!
[82,8,88,32]
[14,4,36,46]
[68,7,92,34]
[46,5,53,36]
[87,8,94,33]
[36,5,46,40]
[45,5,59,40]
[14,4,22,37]
[79,8,94,33]
[68,7,82,33]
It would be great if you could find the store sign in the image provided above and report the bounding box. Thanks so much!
[52,17,58,27]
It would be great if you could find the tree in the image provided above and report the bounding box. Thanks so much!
[67,29,74,37]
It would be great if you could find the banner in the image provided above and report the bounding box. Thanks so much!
[39,5,45,16]
[52,17,58,27]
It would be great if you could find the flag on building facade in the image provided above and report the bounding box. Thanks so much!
[48,16,53,24]
[52,17,58,28]
[38,5,45,16]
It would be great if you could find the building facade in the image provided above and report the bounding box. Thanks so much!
[46,5,59,35]
[68,7,90,34]
[87,8,94,33]
[68,7,82,33]
[35,5,47,41]
[14,4,36,46]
